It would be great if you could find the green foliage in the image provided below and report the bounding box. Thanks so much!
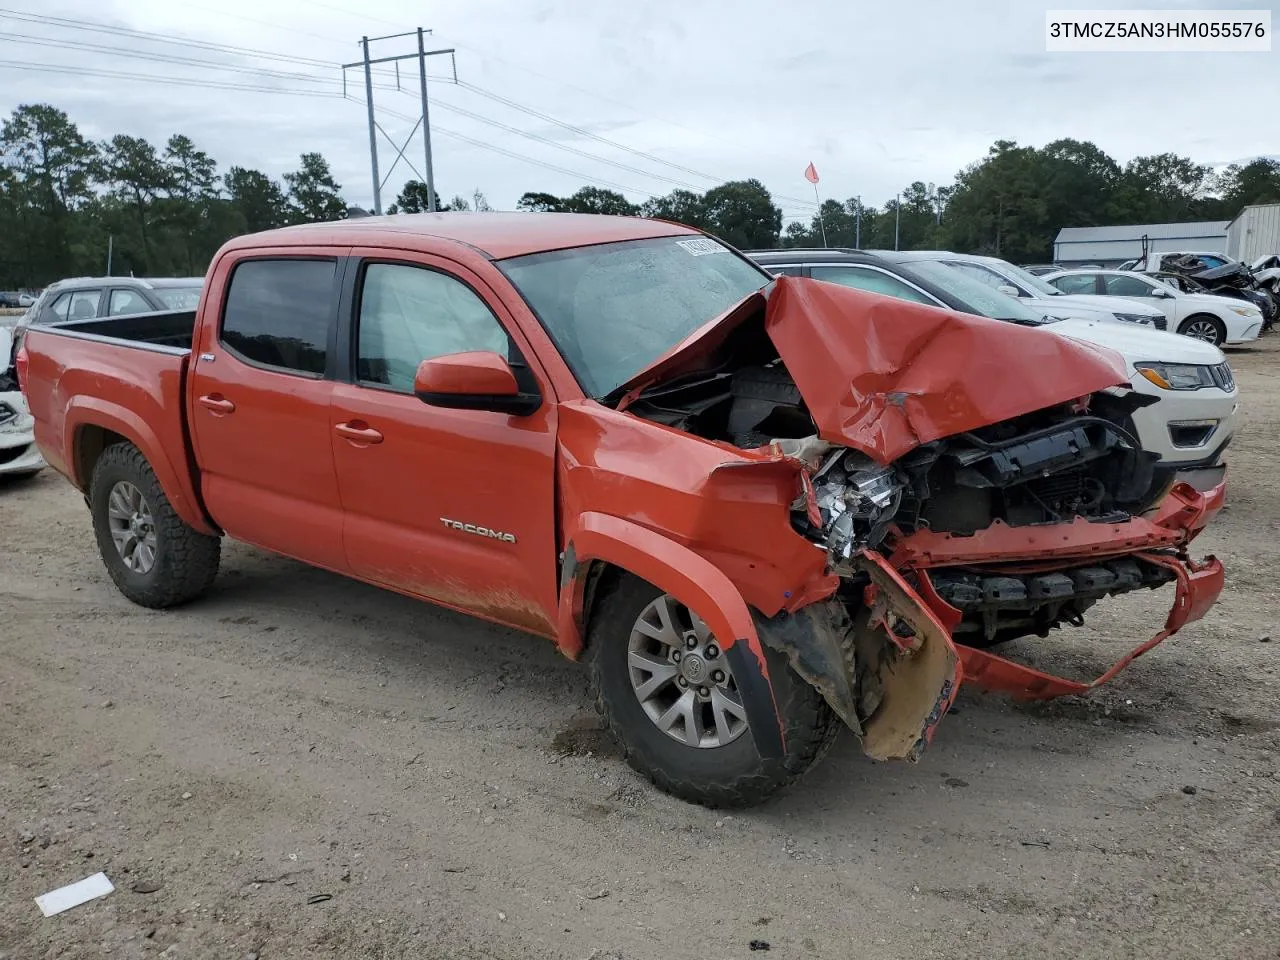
[0,103,351,287]
[6,101,1280,289]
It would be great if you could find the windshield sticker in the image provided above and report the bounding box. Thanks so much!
[675,238,727,257]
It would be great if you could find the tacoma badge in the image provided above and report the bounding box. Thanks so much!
[439,517,517,543]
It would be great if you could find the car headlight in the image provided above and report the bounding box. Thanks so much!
[1114,312,1153,325]
[1230,305,1261,317]
[1134,361,1216,390]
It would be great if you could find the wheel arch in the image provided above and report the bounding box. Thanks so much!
[557,512,785,759]
[65,398,217,536]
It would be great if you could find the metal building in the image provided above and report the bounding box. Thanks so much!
[1052,221,1230,267]
[1226,203,1280,262]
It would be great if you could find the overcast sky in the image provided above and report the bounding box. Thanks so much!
[2,0,1277,222]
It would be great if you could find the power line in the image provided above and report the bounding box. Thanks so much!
[0,59,346,98]
[397,90,708,193]
[0,32,345,86]
[0,8,339,69]
[453,80,818,209]
[366,99,652,199]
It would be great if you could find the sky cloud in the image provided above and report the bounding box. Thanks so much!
[2,0,1277,222]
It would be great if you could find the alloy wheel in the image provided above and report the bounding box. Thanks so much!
[626,594,749,748]
[106,480,158,574]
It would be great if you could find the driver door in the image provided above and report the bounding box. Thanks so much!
[329,253,560,635]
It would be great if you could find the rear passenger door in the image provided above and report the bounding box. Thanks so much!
[328,253,560,634]
[188,252,349,571]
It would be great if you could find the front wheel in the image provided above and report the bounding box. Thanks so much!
[89,442,221,608]
[589,574,840,807]
[1178,314,1227,346]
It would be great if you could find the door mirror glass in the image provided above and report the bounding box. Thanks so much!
[413,351,539,415]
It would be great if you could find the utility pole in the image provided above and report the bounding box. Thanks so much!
[106,235,113,276]
[343,31,456,216]
[894,193,901,251]
[416,27,437,211]
[360,36,381,214]
[854,195,861,249]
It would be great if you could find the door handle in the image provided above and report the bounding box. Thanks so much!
[198,394,236,414]
[335,421,384,445]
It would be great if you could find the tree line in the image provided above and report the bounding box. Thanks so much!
[4,102,1279,289]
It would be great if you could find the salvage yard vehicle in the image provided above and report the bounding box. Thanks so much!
[0,327,44,479]
[750,249,1239,492]
[1043,268,1263,346]
[18,213,1225,807]
[877,250,1170,330]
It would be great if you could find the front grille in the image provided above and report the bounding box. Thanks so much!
[1212,362,1235,392]
[0,400,15,427]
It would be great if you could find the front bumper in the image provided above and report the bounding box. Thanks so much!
[1127,378,1237,468]
[773,480,1228,763]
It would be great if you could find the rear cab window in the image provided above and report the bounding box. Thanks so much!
[220,259,337,376]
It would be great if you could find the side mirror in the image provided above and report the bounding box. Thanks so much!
[996,284,1021,297]
[413,351,541,416]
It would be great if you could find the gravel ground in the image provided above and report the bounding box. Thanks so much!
[2,339,1278,960]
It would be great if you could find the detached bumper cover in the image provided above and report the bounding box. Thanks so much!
[950,552,1223,700]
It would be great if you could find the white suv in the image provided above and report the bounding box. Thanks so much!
[1043,269,1262,346]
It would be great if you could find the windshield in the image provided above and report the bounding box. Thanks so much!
[898,259,1055,324]
[497,236,770,397]
[154,286,203,310]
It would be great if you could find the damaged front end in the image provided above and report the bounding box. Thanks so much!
[608,276,1225,764]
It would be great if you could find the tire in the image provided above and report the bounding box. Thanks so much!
[589,574,840,808]
[89,442,220,608]
[1178,314,1226,346]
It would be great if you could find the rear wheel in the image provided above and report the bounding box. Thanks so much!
[89,442,220,608]
[589,574,840,807]
[1178,314,1226,346]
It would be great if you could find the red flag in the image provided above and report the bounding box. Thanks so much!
[804,162,819,184]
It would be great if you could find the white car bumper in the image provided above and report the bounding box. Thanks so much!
[1127,375,1237,470]
[1224,315,1262,344]
[0,390,45,476]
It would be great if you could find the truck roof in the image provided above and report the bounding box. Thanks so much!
[227,211,700,261]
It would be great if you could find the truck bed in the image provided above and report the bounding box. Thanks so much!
[21,311,204,524]
[42,309,197,351]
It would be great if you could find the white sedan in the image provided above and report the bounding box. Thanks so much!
[1044,269,1263,347]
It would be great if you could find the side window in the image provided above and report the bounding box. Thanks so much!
[1103,274,1156,297]
[1051,274,1099,295]
[43,292,72,323]
[67,289,102,321]
[221,259,336,375]
[767,265,806,277]
[108,289,150,316]
[357,263,511,392]
[810,265,937,306]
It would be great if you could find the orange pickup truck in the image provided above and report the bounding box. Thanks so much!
[18,213,1225,807]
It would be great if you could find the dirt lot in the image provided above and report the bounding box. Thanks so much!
[2,342,1278,960]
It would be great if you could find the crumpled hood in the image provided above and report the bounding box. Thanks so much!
[765,276,1131,463]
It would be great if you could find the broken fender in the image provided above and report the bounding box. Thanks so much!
[558,511,786,759]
